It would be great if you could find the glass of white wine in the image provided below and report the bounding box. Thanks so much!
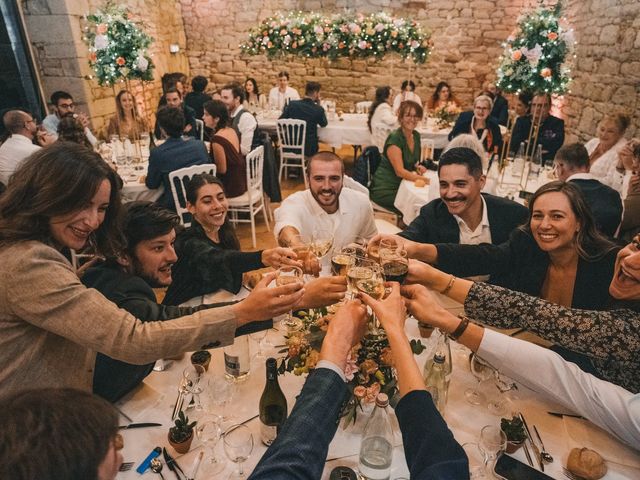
[276,265,304,331]
[310,228,333,259]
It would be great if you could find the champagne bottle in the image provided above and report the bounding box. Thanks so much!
[259,357,288,446]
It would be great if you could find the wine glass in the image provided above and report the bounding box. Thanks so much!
[310,229,333,260]
[380,248,409,285]
[276,265,304,331]
[205,374,237,425]
[465,353,493,406]
[196,417,225,475]
[346,256,373,299]
[379,238,398,259]
[478,425,507,479]
[223,424,254,479]
[183,364,206,411]
[288,234,318,277]
[250,329,268,360]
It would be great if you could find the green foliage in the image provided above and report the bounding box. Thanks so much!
[241,12,431,64]
[496,1,575,95]
[169,410,196,443]
[501,416,526,442]
[410,338,426,355]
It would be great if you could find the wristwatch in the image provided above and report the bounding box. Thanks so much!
[449,315,470,340]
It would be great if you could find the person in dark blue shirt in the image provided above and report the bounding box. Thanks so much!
[154,87,198,139]
[279,81,328,158]
[184,75,212,120]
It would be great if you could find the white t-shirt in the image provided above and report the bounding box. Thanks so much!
[370,103,398,151]
[274,188,378,253]
[0,135,41,185]
[585,137,626,194]
[268,86,300,110]
[392,91,423,114]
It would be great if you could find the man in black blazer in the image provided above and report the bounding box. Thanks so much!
[400,147,528,246]
[554,143,623,237]
[486,83,509,127]
[279,81,328,158]
[510,94,564,163]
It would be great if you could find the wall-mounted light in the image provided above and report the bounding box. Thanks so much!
[169,44,180,54]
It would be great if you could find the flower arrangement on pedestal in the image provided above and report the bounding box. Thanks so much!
[83,1,154,86]
[432,102,462,129]
[241,12,432,64]
[279,306,425,427]
[496,1,575,94]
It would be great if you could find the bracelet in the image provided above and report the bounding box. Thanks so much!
[440,275,456,295]
[449,315,470,340]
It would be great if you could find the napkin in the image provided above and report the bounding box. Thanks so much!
[115,382,165,422]
[563,417,640,469]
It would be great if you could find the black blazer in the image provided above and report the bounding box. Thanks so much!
[570,178,622,238]
[490,94,509,127]
[510,114,564,162]
[400,193,529,245]
[436,228,619,311]
[449,111,503,153]
[280,98,328,156]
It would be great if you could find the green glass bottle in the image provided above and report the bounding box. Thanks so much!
[259,357,288,446]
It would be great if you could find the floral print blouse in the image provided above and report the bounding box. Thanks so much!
[465,282,640,393]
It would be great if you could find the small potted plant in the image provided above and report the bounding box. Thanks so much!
[168,410,196,454]
[501,416,526,453]
[190,350,212,371]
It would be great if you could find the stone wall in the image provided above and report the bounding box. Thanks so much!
[21,0,190,136]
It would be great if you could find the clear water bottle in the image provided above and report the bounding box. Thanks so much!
[512,142,526,176]
[424,353,449,415]
[223,336,250,381]
[358,393,394,480]
[529,144,543,177]
[422,329,452,385]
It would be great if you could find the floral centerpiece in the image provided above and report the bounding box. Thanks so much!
[432,102,462,129]
[496,1,575,94]
[278,306,424,427]
[241,12,432,64]
[83,1,154,86]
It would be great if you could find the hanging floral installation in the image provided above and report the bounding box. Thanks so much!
[83,1,155,86]
[241,12,432,64]
[496,1,576,95]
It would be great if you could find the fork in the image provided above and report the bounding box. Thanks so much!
[119,462,134,472]
[562,466,586,480]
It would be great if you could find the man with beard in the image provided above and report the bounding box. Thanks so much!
[397,147,527,248]
[275,151,377,270]
[42,91,98,146]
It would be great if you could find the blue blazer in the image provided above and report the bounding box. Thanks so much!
[249,368,468,479]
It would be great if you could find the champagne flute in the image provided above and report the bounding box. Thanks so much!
[196,417,225,475]
[478,425,507,479]
[183,364,206,411]
[465,353,493,406]
[250,329,268,360]
[276,266,304,331]
[223,424,254,479]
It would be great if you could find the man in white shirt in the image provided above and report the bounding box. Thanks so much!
[221,82,257,156]
[42,91,98,146]
[275,151,377,259]
[268,71,300,111]
[0,110,41,185]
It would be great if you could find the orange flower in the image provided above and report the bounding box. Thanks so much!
[292,42,297,49]
[96,23,108,34]
[88,52,97,62]
[540,67,552,78]
[511,50,523,61]
[338,42,345,49]
[398,42,404,49]
[391,30,398,38]
[262,30,268,35]
[116,56,126,66]
[267,41,273,48]
[354,386,367,398]
[547,31,558,41]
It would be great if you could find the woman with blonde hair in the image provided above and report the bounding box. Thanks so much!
[449,94,502,153]
[104,90,149,141]
[586,113,631,193]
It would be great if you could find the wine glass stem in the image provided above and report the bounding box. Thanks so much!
[238,460,244,476]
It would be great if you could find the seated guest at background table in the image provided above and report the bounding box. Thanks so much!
[381,181,619,312]
[157,72,187,107]
[104,90,149,141]
[396,276,640,443]
[280,81,328,159]
[369,100,426,211]
[275,151,377,261]
[250,295,469,479]
[554,143,622,237]
[620,141,640,240]
[503,92,532,152]
[368,85,398,152]
[585,113,630,194]
[397,147,527,245]
[449,94,502,154]
[244,77,266,109]
[485,82,509,127]
[392,79,422,114]
[0,143,304,396]
[184,75,212,120]
[57,115,93,149]
[203,99,247,197]
[146,106,210,210]
[0,109,40,186]
[0,388,124,480]
[510,93,564,164]
[42,90,98,146]
[153,87,197,139]
[221,82,258,156]
[268,71,300,110]
[427,81,459,112]
[445,133,488,168]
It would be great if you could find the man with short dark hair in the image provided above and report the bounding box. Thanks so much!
[554,143,622,237]
[486,83,509,127]
[399,147,528,246]
[153,87,197,139]
[0,110,40,185]
[221,82,258,155]
[146,106,210,210]
[268,71,300,110]
[42,90,98,145]
[280,81,328,158]
[184,75,212,120]
[510,93,564,163]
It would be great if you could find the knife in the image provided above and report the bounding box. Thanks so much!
[519,412,543,471]
[118,422,162,430]
[163,447,187,480]
[547,411,584,420]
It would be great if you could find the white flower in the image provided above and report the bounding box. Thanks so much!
[314,25,323,35]
[94,34,108,50]
[560,29,575,46]
[358,40,367,49]
[410,40,419,49]
[135,54,148,72]
[375,23,385,32]
[522,43,542,66]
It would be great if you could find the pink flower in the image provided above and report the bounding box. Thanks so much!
[375,23,385,32]
[365,382,381,403]
[511,50,522,61]
[547,31,558,41]
[116,56,126,66]
[344,353,359,381]
[353,386,367,398]
[96,23,108,34]
[358,40,368,50]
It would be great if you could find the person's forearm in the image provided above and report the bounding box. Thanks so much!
[418,307,484,353]
[386,328,425,397]
[410,243,438,263]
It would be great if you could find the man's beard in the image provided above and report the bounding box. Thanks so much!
[131,257,172,288]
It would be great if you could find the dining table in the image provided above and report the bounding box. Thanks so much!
[114,287,640,480]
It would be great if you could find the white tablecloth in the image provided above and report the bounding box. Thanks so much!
[119,164,163,203]
[115,290,639,479]
[257,113,451,150]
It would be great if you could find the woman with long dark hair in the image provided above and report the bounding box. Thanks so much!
[104,90,148,140]
[244,77,266,108]
[368,86,398,151]
[427,81,459,111]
